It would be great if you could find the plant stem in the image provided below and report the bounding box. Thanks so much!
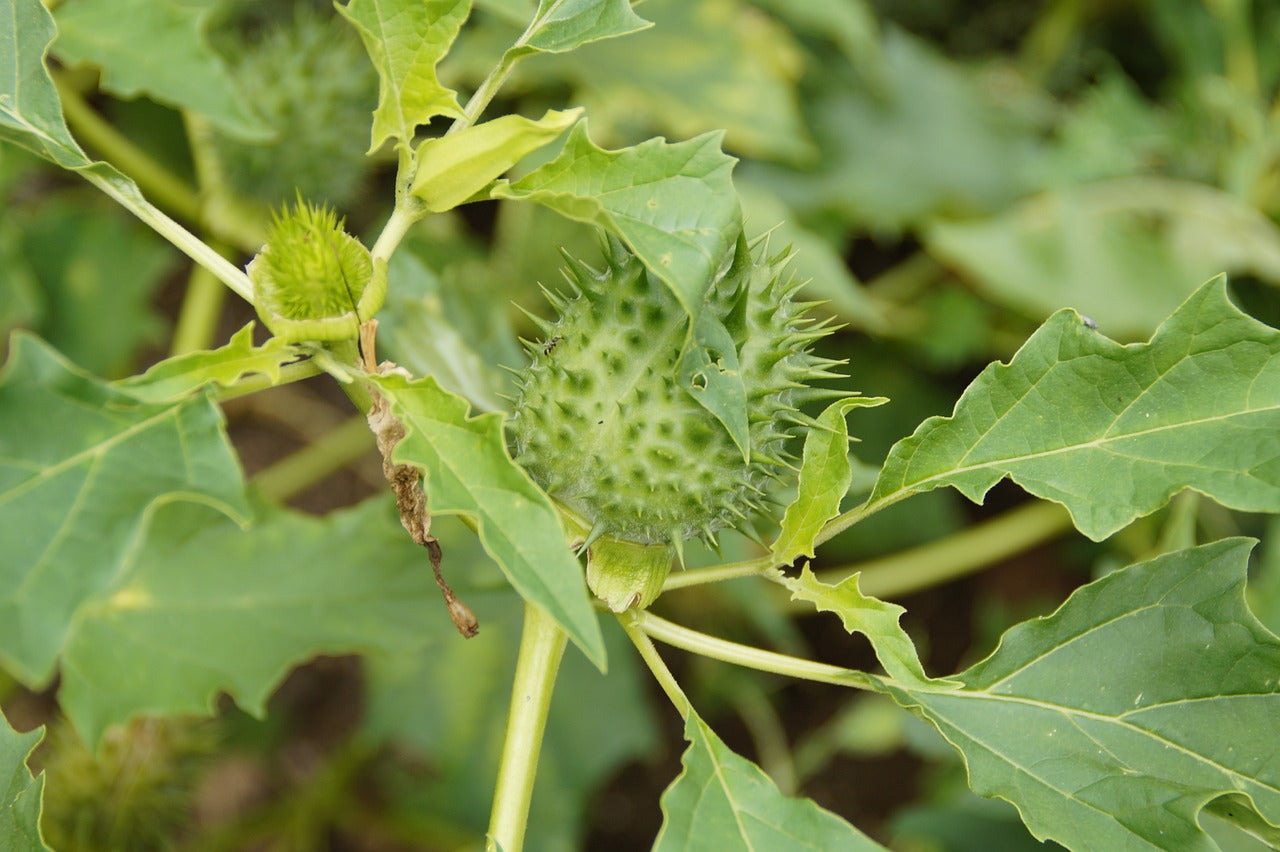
[370,200,425,263]
[633,611,877,691]
[214,359,325,402]
[486,603,568,852]
[662,554,773,591]
[252,415,375,502]
[171,245,230,356]
[619,612,692,718]
[832,500,1075,599]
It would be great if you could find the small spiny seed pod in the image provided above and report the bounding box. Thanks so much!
[511,233,845,606]
[248,198,386,343]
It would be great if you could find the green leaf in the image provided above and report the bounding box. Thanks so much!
[0,334,250,685]
[338,0,470,154]
[785,567,953,691]
[57,496,459,748]
[925,177,1280,338]
[410,107,581,212]
[655,709,885,851]
[677,310,749,461]
[772,397,886,565]
[510,0,650,56]
[878,539,1280,850]
[367,372,606,667]
[113,323,302,403]
[52,0,268,140]
[870,276,1280,541]
[1,0,92,168]
[0,716,47,852]
[492,122,741,319]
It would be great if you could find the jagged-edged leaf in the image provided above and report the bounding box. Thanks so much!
[655,709,885,851]
[550,0,813,164]
[367,372,605,667]
[492,123,741,319]
[925,178,1280,338]
[1,0,93,168]
[509,0,649,56]
[338,0,470,153]
[0,334,250,685]
[114,323,302,403]
[870,277,1280,541]
[411,108,581,212]
[878,539,1280,850]
[58,496,462,749]
[52,0,267,140]
[773,397,885,565]
[785,567,953,691]
[0,716,47,852]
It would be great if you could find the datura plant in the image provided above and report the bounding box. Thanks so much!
[4,1,1280,851]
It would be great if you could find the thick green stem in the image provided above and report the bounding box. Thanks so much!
[633,611,878,692]
[171,246,229,356]
[486,603,568,852]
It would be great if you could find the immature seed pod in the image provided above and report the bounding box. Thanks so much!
[510,233,845,606]
[248,199,386,343]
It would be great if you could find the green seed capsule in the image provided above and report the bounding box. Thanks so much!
[511,232,843,557]
[248,198,386,343]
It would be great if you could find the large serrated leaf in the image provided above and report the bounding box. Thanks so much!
[509,0,650,56]
[52,0,268,140]
[338,0,470,154]
[878,539,1280,850]
[57,496,467,749]
[114,323,302,403]
[492,122,741,319]
[655,709,885,850]
[0,716,47,852]
[367,372,605,668]
[0,334,250,685]
[870,276,1280,541]
[772,397,885,565]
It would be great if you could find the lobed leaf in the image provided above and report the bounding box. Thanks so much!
[0,335,250,685]
[113,323,302,404]
[509,0,650,57]
[492,122,741,319]
[0,716,47,852]
[879,539,1280,850]
[52,0,268,140]
[410,107,581,212]
[772,397,885,565]
[655,709,885,850]
[870,277,1280,541]
[338,0,470,154]
[367,372,606,668]
[784,567,951,691]
[57,496,459,748]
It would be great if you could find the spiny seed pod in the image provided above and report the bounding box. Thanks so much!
[248,198,386,343]
[510,234,845,608]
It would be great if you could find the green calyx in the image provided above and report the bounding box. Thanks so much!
[249,199,386,343]
[511,233,845,552]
